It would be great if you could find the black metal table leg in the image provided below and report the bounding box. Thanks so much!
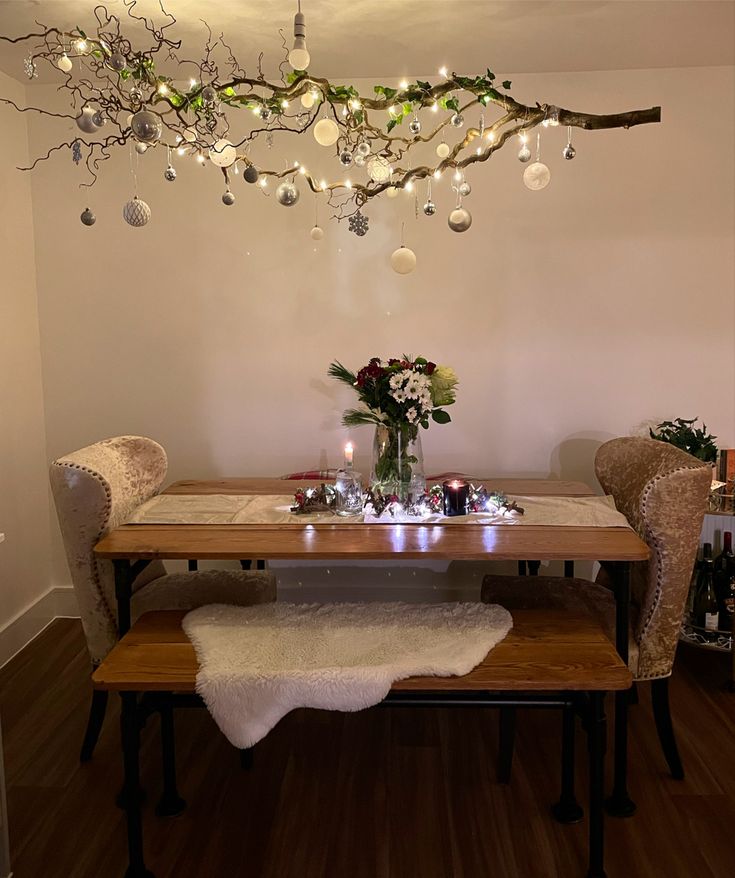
[114,559,151,637]
[605,561,636,817]
[120,692,154,878]
[552,700,584,823]
[586,692,607,878]
[564,560,575,578]
[528,560,541,576]
[155,696,186,817]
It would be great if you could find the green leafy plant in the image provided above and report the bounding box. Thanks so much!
[649,417,718,462]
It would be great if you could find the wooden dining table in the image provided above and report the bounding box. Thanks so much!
[94,475,649,816]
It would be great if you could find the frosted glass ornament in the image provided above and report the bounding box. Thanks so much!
[523,161,551,190]
[131,110,162,143]
[76,106,100,134]
[367,156,391,183]
[209,139,236,167]
[310,225,324,240]
[448,207,472,232]
[390,246,417,274]
[314,118,339,147]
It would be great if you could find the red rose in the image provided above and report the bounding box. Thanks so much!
[426,362,436,375]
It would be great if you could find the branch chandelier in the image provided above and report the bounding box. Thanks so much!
[1,0,661,273]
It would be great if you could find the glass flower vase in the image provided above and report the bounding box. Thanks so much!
[370,423,425,503]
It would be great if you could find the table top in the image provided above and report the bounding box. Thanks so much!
[92,609,632,693]
[93,477,649,563]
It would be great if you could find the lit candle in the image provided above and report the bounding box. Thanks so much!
[344,442,354,469]
[442,479,469,516]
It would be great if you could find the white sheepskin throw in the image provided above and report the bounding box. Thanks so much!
[182,602,513,748]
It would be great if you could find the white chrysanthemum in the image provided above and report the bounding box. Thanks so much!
[391,388,407,403]
[389,373,403,389]
[406,407,418,423]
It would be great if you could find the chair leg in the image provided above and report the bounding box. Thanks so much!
[552,703,584,823]
[155,698,187,817]
[120,692,155,878]
[650,678,684,780]
[240,747,254,770]
[586,692,607,878]
[497,707,516,783]
[80,689,109,762]
[528,560,541,576]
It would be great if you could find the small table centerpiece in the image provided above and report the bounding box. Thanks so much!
[328,356,458,503]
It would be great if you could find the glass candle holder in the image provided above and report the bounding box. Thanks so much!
[443,479,469,516]
[335,469,364,516]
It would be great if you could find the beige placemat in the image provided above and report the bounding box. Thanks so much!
[128,492,631,528]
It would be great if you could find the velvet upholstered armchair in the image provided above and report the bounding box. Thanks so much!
[481,436,712,780]
[50,435,276,760]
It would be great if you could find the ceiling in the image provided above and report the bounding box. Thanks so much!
[0,0,733,83]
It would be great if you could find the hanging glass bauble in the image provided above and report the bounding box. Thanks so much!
[436,141,450,159]
[122,196,151,227]
[423,200,437,216]
[357,141,371,157]
[450,113,464,128]
[367,156,391,183]
[458,181,471,197]
[409,117,422,135]
[518,145,532,163]
[339,149,353,167]
[390,246,417,275]
[354,153,366,167]
[562,143,576,160]
[523,162,551,190]
[201,86,217,105]
[222,190,236,205]
[310,225,324,240]
[128,86,143,104]
[134,142,148,155]
[448,207,472,232]
[209,138,236,167]
[259,105,272,121]
[276,181,300,206]
[76,106,100,134]
[80,207,96,226]
[92,111,106,128]
[109,53,127,71]
[131,110,162,143]
[314,118,339,146]
[164,165,176,181]
[243,164,259,184]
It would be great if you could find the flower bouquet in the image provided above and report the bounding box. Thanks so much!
[328,356,458,500]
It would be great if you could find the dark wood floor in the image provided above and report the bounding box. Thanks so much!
[2,619,734,878]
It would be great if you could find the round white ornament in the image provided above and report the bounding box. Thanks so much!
[436,141,450,159]
[523,161,551,190]
[314,118,339,147]
[122,196,151,227]
[300,91,316,109]
[134,142,148,155]
[310,225,324,240]
[390,246,417,275]
[57,53,73,73]
[448,207,472,232]
[367,155,391,183]
[209,139,236,168]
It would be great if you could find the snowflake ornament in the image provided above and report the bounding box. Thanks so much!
[23,54,37,79]
[348,210,369,236]
[72,140,82,165]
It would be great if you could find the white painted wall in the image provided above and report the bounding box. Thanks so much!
[0,70,55,632]
[5,64,735,599]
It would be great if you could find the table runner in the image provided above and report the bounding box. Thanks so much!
[128,493,631,528]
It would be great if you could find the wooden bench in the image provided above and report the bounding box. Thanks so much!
[93,609,631,878]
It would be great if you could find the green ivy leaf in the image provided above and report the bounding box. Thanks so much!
[502,80,512,90]
[416,80,431,92]
[432,410,451,424]
[386,118,398,132]
[486,69,495,80]
[445,97,460,112]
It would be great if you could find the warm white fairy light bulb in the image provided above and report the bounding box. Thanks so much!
[389,103,401,117]
[258,177,268,187]
[281,99,289,108]
[453,169,462,182]
[519,132,529,144]
[196,153,205,164]
[157,81,169,96]
[431,101,439,113]
[400,79,408,90]
[433,169,442,179]
[345,179,352,189]
[405,180,414,192]
[189,78,198,89]
[73,38,88,53]
[177,146,186,156]
[439,66,448,78]
[288,2,310,70]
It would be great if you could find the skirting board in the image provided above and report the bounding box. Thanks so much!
[0,586,78,669]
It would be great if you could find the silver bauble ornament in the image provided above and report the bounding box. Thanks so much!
[80,207,96,226]
[109,52,127,71]
[448,207,472,232]
[518,145,532,163]
[310,225,324,241]
[357,140,370,157]
[409,117,422,135]
[259,105,272,121]
[164,165,177,182]
[523,161,551,190]
[562,143,576,160]
[201,86,217,106]
[131,110,162,143]
[122,196,151,227]
[222,190,236,206]
[423,200,437,216]
[354,153,366,167]
[276,181,300,206]
[458,181,472,197]
[134,142,148,155]
[243,164,259,184]
[339,149,353,167]
[128,86,143,104]
[92,111,106,128]
[450,113,464,128]
[76,106,100,134]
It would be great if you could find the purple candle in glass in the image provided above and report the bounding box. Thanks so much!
[443,479,469,516]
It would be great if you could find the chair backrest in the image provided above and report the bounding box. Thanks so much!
[49,436,168,665]
[594,437,711,679]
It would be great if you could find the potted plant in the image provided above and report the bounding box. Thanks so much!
[649,418,718,475]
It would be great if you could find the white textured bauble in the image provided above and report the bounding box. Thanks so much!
[354,153,366,167]
[76,106,100,134]
[57,53,73,73]
[300,91,316,109]
[310,225,324,240]
[276,181,300,206]
[183,127,198,143]
[122,196,151,227]
[222,190,236,205]
[448,207,472,232]
[314,118,339,147]
[131,110,162,143]
[209,138,236,167]
[523,161,551,190]
[367,155,391,183]
[80,207,96,226]
[518,145,532,163]
[134,142,148,155]
[436,141,450,159]
[386,186,399,199]
[390,246,417,275]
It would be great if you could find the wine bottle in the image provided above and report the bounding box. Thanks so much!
[694,543,719,633]
[715,531,735,632]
